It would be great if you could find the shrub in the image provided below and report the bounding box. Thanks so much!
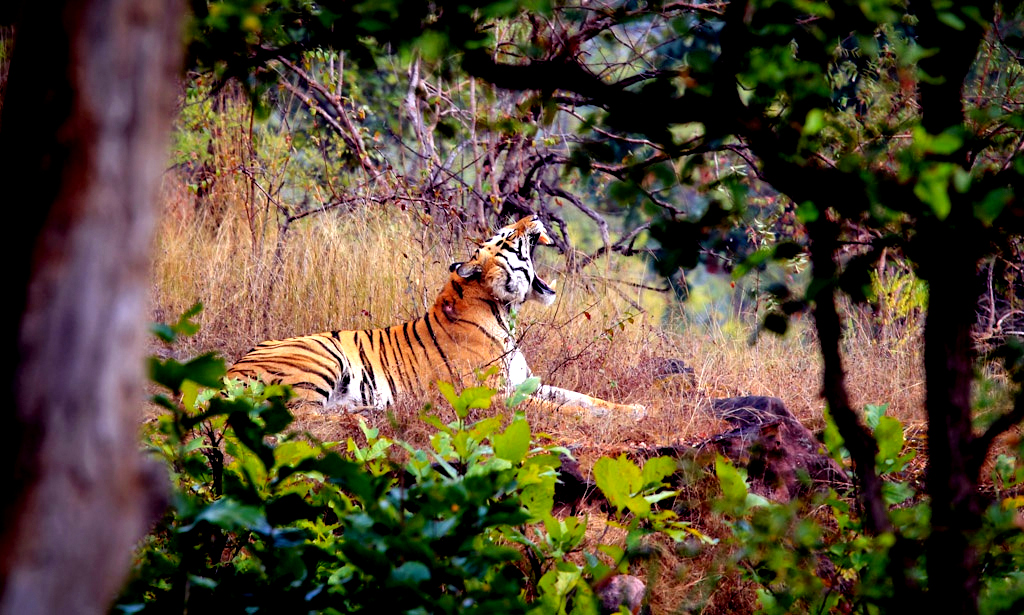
[117,306,699,614]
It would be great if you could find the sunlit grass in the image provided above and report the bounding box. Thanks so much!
[151,163,928,442]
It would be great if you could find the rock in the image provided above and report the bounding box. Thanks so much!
[699,396,850,501]
[553,453,595,514]
[594,574,647,615]
[648,357,696,380]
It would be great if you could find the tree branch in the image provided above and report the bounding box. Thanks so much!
[275,56,375,173]
[806,218,892,536]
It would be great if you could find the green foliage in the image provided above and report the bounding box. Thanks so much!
[125,313,539,612]
[150,301,203,342]
[709,407,1024,614]
[123,374,543,612]
[978,458,1024,615]
[123,315,724,614]
[867,267,928,344]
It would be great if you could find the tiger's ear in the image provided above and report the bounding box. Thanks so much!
[450,262,482,279]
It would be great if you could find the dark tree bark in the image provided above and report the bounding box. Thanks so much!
[806,218,891,535]
[0,1,182,613]
[921,225,986,615]
[909,4,993,612]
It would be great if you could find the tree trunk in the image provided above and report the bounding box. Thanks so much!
[923,235,984,615]
[0,1,182,614]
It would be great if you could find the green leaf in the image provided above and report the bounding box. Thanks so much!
[437,381,460,411]
[439,383,496,419]
[150,353,225,392]
[796,201,819,223]
[715,455,749,513]
[594,455,643,514]
[452,429,472,460]
[644,490,681,505]
[874,415,906,471]
[150,302,203,342]
[745,492,773,509]
[543,515,587,555]
[803,108,825,135]
[227,411,276,472]
[537,561,584,605]
[469,415,504,442]
[181,379,201,411]
[733,247,773,279]
[461,385,497,411]
[185,352,227,388]
[187,575,218,590]
[259,402,294,435]
[507,376,541,408]
[181,498,270,534]
[914,163,954,220]
[390,561,431,584]
[864,403,889,430]
[494,418,531,464]
[641,456,677,489]
[149,323,176,343]
[519,467,556,522]
[912,125,963,155]
[937,11,965,30]
[882,481,915,505]
[930,131,963,155]
[822,407,849,465]
[975,188,1012,225]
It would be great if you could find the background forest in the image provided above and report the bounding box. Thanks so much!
[2,1,1024,614]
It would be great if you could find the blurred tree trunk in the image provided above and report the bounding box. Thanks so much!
[922,231,986,615]
[0,1,181,614]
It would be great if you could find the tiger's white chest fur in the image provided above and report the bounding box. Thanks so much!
[506,347,532,389]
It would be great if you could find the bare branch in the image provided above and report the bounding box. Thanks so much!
[540,181,610,258]
[274,56,375,173]
[578,222,655,268]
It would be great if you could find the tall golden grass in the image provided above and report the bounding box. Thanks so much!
[150,159,928,448]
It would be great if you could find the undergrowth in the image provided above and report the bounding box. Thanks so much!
[125,311,710,614]
[123,308,1024,614]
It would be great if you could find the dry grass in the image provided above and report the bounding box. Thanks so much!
[152,178,452,363]
[148,160,932,614]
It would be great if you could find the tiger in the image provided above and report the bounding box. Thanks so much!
[226,215,645,417]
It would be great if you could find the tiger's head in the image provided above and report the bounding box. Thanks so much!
[450,215,557,308]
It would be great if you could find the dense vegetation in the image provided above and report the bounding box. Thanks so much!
[2,1,1024,614]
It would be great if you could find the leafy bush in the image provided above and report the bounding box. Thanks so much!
[129,307,1024,614]
[117,307,696,614]
[709,403,1024,615]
